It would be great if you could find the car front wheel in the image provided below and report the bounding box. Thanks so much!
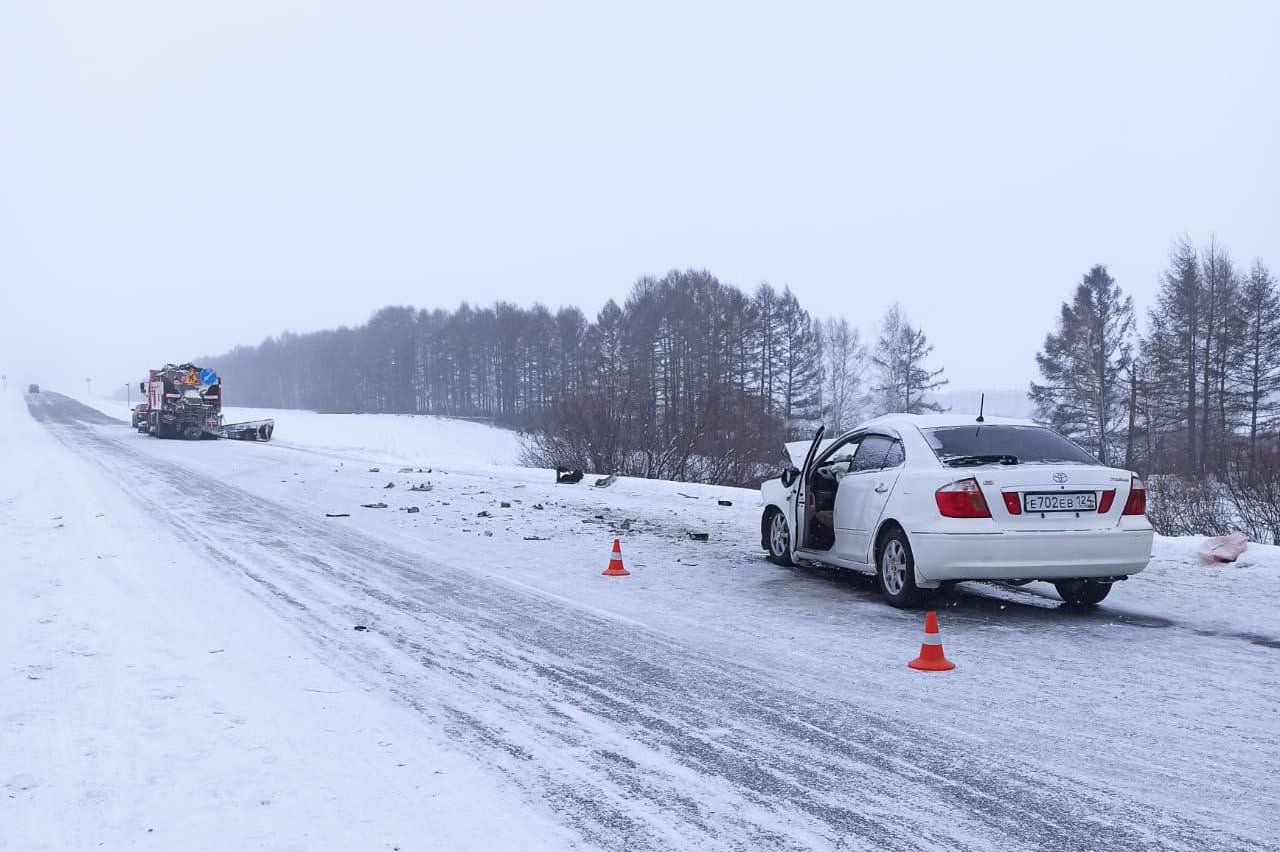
[1054,579,1112,606]
[765,509,793,566]
[876,528,928,608]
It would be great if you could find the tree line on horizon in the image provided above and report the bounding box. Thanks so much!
[205,270,948,485]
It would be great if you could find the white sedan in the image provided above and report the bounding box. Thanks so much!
[759,414,1154,607]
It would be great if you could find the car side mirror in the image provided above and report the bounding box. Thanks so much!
[781,467,799,488]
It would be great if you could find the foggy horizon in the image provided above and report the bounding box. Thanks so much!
[3,1,1277,397]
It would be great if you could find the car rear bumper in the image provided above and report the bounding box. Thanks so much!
[910,527,1154,583]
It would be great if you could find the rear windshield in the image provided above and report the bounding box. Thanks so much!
[922,425,1098,465]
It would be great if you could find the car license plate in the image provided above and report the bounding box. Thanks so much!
[1024,492,1097,513]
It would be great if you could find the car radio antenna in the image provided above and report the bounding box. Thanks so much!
[976,393,985,423]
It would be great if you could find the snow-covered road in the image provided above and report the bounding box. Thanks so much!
[5,392,1279,851]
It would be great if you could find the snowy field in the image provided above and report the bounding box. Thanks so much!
[4,391,1280,851]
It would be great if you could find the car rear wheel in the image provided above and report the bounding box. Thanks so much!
[1054,579,1112,606]
[765,509,793,566]
[876,528,928,608]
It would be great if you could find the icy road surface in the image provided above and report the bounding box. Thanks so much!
[5,392,1280,851]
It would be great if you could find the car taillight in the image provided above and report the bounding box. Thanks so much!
[936,478,992,518]
[1122,476,1146,516]
[1002,492,1021,515]
[1097,489,1116,513]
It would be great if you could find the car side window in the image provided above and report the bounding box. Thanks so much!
[882,440,905,468]
[850,435,893,472]
[818,438,859,471]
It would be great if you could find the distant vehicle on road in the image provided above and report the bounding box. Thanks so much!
[27,383,39,394]
[760,414,1153,607]
[130,402,149,429]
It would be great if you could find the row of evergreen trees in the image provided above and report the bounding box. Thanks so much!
[206,270,950,483]
[1030,236,1278,478]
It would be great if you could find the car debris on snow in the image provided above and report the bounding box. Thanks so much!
[360,502,388,509]
[687,532,710,541]
[409,482,433,492]
[325,512,351,518]
[368,467,380,473]
[398,467,414,473]
[401,506,420,514]
[500,501,511,508]
[476,510,492,518]
[533,503,545,510]
[383,481,395,489]
[594,473,617,488]
[555,467,584,484]
[717,499,733,507]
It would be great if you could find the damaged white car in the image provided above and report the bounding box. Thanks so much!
[759,414,1154,607]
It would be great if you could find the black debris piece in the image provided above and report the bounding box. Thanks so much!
[500,501,511,508]
[594,474,618,488]
[361,502,389,509]
[353,625,368,632]
[533,503,545,510]
[410,483,433,492]
[687,532,710,541]
[718,499,733,507]
[401,506,420,514]
[398,467,414,473]
[368,467,380,473]
[384,482,395,489]
[555,467,584,484]
[477,510,492,518]
[325,513,351,518]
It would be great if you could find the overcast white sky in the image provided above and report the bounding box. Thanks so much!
[2,0,1276,398]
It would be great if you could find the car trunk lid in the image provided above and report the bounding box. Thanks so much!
[966,465,1132,531]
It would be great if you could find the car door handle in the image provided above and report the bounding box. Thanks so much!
[874,483,889,493]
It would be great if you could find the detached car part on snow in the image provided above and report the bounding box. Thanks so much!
[136,364,274,442]
[759,414,1154,608]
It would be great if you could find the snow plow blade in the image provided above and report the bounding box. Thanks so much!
[207,419,275,441]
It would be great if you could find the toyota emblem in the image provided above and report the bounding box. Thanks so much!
[1053,471,1069,483]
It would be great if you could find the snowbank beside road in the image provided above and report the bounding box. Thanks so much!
[77,395,524,468]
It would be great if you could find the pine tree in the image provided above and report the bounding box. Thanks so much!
[1029,264,1134,464]
[1240,260,1280,463]
[775,288,823,436]
[1142,239,1201,474]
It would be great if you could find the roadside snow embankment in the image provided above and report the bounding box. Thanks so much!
[75,394,523,470]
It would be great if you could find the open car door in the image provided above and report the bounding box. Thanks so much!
[790,426,825,558]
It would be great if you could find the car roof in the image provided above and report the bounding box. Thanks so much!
[857,413,1038,431]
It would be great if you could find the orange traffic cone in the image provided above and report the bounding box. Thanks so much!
[907,610,955,671]
[602,538,630,576]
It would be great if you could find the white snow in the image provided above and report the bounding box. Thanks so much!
[7,390,1280,851]
[0,392,571,851]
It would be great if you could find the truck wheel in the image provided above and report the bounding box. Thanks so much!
[1054,579,1112,606]
[181,425,203,440]
[876,527,928,608]
[764,508,793,566]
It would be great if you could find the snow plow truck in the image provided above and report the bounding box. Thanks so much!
[137,364,274,441]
